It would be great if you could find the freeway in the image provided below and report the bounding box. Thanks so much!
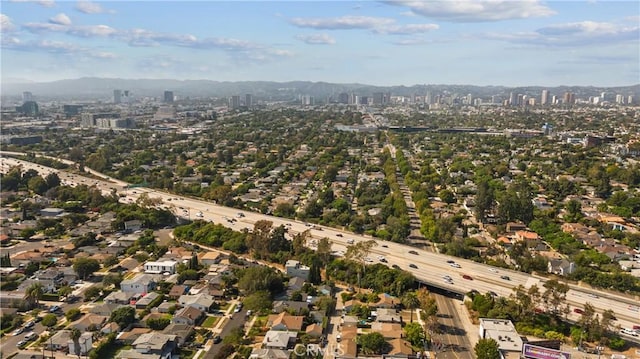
[1,154,639,333]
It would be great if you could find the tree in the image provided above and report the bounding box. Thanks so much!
[102,273,124,288]
[1,253,12,267]
[243,290,273,312]
[45,172,61,189]
[543,279,569,315]
[404,322,425,347]
[438,189,456,204]
[358,332,389,355]
[73,257,100,279]
[475,338,500,359]
[70,327,82,358]
[146,317,171,330]
[109,306,136,328]
[41,313,58,328]
[65,308,82,321]
[402,292,421,323]
[58,285,73,300]
[24,282,44,308]
[84,285,102,301]
[344,239,378,290]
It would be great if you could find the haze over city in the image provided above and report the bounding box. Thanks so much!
[1,0,639,87]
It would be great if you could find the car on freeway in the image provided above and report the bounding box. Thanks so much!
[346,239,354,244]
[462,274,473,280]
[392,264,400,269]
[409,264,418,269]
[446,260,455,264]
[488,268,498,273]
[574,308,584,314]
[500,275,510,280]
[489,291,498,297]
[442,275,452,281]
[408,250,418,255]
[381,244,388,248]
[336,233,343,237]
[587,293,599,298]
[379,258,387,263]
[620,328,638,337]
[449,263,461,268]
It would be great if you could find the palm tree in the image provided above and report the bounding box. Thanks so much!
[402,292,421,323]
[70,327,81,358]
[25,282,44,308]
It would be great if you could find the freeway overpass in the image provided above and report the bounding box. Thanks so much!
[1,153,639,334]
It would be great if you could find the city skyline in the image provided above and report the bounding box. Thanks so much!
[1,0,639,87]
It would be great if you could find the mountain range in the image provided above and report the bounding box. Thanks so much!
[3,77,639,102]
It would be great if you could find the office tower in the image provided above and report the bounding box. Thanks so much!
[509,92,516,106]
[563,92,574,105]
[163,91,174,103]
[113,89,122,104]
[628,95,634,105]
[541,90,549,105]
[245,94,253,107]
[229,95,240,109]
[22,91,33,102]
[372,92,384,105]
[552,95,557,105]
[425,92,432,105]
[338,93,349,104]
[615,94,624,104]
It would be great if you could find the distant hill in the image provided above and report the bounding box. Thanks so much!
[2,77,639,102]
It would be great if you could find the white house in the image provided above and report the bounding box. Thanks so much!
[144,260,178,274]
[120,273,157,294]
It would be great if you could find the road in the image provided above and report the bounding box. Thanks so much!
[2,154,639,333]
[202,309,247,359]
[430,292,474,359]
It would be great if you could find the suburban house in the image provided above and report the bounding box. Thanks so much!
[120,273,157,294]
[285,260,310,279]
[135,292,161,309]
[267,312,304,331]
[172,306,204,326]
[547,259,576,276]
[375,308,402,323]
[117,332,177,359]
[250,348,290,359]
[162,324,194,347]
[143,260,178,275]
[178,293,215,312]
[104,291,134,305]
[262,330,298,350]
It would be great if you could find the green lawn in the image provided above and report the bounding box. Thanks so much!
[201,316,219,328]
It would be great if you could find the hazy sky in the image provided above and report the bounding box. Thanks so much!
[1,0,639,86]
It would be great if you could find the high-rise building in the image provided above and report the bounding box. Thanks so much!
[22,91,33,102]
[338,93,349,104]
[541,90,549,105]
[509,92,516,106]
[372,92,384,105]
[245,94,253,108]
[229,95,240,109]
[563,92,575,105]
[113,89,122,104]
[163,91,174,103]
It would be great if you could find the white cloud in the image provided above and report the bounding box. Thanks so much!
[2,37,115,59]
[23,22,68,32]
[375,23,439,35]
[289,16,395,30]
[1,14,15,32]
[295,33,336,45]
[68,24,117,37]
[385,0,555,22]
[483,21,639,47]
[49,13,71,26]
[75,0,114,14]
[392,38,430,46]
[9,0,55,7]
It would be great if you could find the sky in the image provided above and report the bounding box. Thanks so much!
[1,0,639,87]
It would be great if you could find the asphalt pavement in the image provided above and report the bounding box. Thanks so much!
[202,309,247,359]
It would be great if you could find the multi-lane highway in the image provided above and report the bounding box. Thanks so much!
[1,154,639,334]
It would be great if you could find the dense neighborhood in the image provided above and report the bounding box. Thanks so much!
[1,87,640,359]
